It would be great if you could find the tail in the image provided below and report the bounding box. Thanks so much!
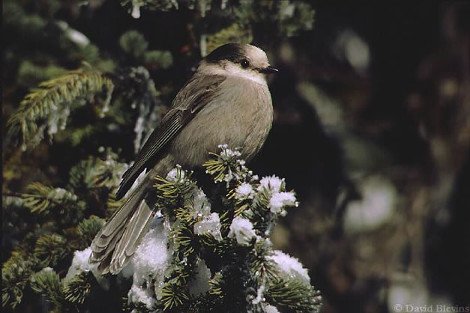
[90,154,175,274]
[90,169,156,274]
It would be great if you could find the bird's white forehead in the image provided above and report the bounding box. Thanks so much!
[245,45,269,63]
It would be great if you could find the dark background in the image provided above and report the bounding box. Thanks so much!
[3,0,470,312]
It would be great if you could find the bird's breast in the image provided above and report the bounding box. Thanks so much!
[170,77,273,167]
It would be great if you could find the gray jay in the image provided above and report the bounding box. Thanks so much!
[90,43,277,274]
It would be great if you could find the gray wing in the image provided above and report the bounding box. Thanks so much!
[116,73,225,199]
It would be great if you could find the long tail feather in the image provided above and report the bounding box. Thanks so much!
[90,155,175,274]
[90,169,155,274]
[109,199,154,274]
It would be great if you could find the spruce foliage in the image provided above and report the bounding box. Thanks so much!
[8,69,114,150]
[118,146,321,312]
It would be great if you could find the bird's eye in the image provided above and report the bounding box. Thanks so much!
[240,59,249,68]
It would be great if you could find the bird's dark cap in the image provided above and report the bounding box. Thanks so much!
[205,43,247,64]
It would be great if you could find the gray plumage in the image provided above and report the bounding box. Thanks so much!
[90,43,276,274]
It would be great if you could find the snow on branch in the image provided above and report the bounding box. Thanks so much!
[101,145,323,312]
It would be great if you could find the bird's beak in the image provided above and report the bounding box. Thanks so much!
[259,66,279,74]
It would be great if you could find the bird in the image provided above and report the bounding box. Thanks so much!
[90,43,278,274]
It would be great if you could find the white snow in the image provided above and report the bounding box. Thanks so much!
[188,258,211,296]
[122,219,171,306]
[68,30,90,47]
[194,212,223,241]
[66,247,95,280]
[56,21,90,47]
[128,285,155,309]
[252,278,266,305]
[269,192,297,214]
[221,0,228,10]
[235,183,255,200]
[189,188,211,219]
[129,222,170,283]
[131,4,141,19]
[65,247,109,290]
[264,304,280,313]
[268,250,310,284]
[133,116,145,153]
[228,216,257,246]
[47,105,72,137]
[166,165,185,182]
[258,176,283,193]
[218,144,242,159]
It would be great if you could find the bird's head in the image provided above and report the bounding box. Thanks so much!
[198,43,278,83]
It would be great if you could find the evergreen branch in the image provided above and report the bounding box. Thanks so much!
[234,202,250,217]
[17,60,68,88]
[63,271,93,305]
[218,211,232,235]
[120,0,179,14]
[123,299,156,313]
[208,272,223,296]
[266,278,322,313]
[167,209,197,257]
[30,268,65,311]
[34,233,68,267]
[250,188,276,233]
[197,232,222,248]
[56,124,97,146]
[77,216,105,246]
[119,30,148,59]
[2,192,25,198]
[206,23,253,54]
[159,175,202,311]
[175,205,195,224]
[154,175,195,203]
[155,175,187,200]
[92,156,128,189]
[154,146,320,312]
[203,154,229,183]
[22,182,82,217]
[68,153,128,191]
[202,146,254,188]
[161,284,189,311]
[2,254,42,309]
[144,50,173,68]
[8,69,114,149]
[250,241,279,281]
[210,259,255,312]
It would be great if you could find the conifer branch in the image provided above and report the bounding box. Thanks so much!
[68,153,128,191]
[63,271,93,305]
[266,278,322,313]
[2,254,42,309]
[144,146,321,312]
[30,268,65,312]
[76,216,105,246]
[22,182,84,218]
[34,234,68,267]
[8,69,114,149]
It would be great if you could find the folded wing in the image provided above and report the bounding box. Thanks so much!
[115,74,225,199]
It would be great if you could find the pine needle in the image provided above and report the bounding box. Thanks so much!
[8,69,114,149]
